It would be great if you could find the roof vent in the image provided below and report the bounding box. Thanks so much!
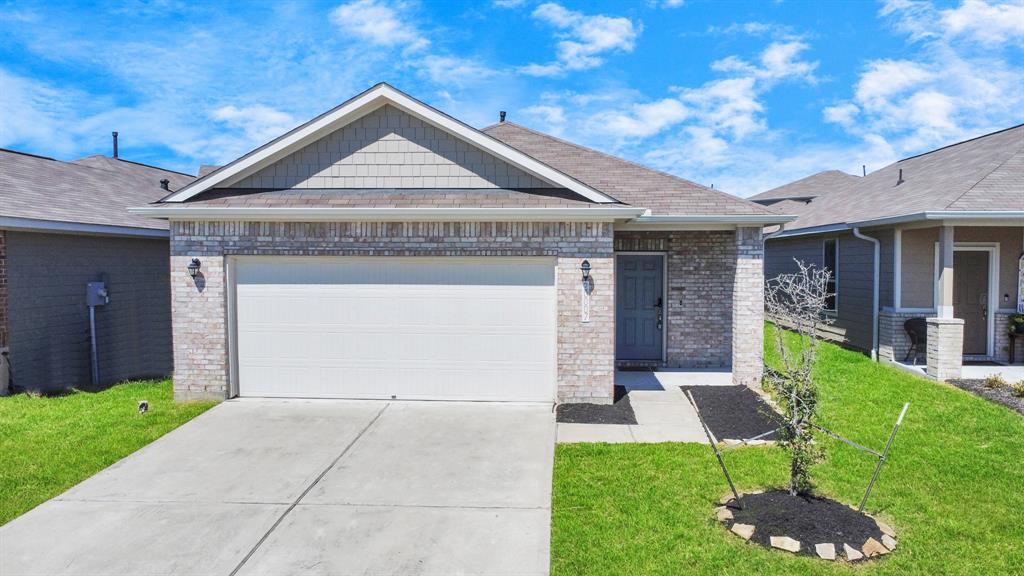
[499,111,506,123]
[112,131,119,158]
[896,168,904,185]
[160,179,170,191]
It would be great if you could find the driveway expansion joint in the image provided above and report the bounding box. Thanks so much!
[228,402,391,576]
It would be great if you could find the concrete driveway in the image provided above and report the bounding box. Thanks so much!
[0,399,555,576]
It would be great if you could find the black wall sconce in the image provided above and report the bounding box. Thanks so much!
[187,258,202,279]
[580,259,591,282]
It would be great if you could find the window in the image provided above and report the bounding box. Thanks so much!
[823,238,838,312]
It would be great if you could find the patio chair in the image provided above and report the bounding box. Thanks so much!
[903,317,928,365]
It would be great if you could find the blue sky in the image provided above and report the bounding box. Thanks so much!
[1,0,1022,196]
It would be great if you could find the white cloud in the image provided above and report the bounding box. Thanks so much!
[601,98,690,138]
[940,0,1024,45]
[707,21,793,37]
[522,104,567,129]
[521,3,640,76]
[491,0,526,7]
[211,105,297,145]
[415,55,496,86]
[330,0,429,52]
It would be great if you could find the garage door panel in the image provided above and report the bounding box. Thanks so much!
[235,257,556,401]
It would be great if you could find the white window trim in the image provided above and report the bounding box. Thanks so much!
[823,237,839,314]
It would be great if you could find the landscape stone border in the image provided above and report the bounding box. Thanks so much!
[715,492,898,562]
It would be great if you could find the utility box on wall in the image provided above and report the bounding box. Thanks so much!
[86,282,109,307]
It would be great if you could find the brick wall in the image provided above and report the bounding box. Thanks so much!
[229,105,552,190]
[613,228,764,386]
[927,317,963,380]
[879,309,931,363]
[170,220,614,403]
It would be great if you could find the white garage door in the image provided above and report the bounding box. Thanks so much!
[233,257,556,401]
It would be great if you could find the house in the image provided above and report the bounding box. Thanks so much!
[130,83,790,403]
[0,147,193,393]
[751,123,1024,380]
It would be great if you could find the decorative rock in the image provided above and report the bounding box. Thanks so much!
[770,536,801,553]
[719,493,735,505]
[876,520,896,538]
[715,506,733,522]
[882,534,898,550]
[731,523,755,540]
[862,537,890,557]
[844,543,864,561]
[723,439,742,446]
[815,543,836,560]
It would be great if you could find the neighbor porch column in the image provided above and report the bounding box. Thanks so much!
[732,226,764,388]
[927,225,962,380]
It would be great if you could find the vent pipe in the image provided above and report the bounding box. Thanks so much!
[897,168,904,185]
[160,179,170,191]
[862,164,866,177]
[112,131,119,158]
[499,111,506,123]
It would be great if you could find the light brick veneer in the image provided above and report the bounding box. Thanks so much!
[170,220,614,403]
[879,309,931,364]
[612,227,765,387]
[926,317,964,381]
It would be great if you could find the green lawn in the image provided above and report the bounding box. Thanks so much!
[552,325,1024,575]
[0,380,216,525]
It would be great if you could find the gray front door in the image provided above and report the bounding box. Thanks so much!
[954,250,989,355]
[616,255,664,360]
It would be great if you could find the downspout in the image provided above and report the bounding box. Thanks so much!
[852,228,880,360]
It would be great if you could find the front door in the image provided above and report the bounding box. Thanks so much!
[953,250,989,355]
[616,255,664,360]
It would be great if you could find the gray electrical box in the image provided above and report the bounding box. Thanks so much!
[86,282,110,307]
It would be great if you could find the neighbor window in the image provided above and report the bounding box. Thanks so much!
[823,238,838,312]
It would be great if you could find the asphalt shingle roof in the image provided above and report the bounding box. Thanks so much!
[1,150,194,231]
[771,124,1024,232]
[182,188,601,208]
[482,122,778,216]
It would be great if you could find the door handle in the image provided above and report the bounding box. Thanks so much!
[655,297,663,331]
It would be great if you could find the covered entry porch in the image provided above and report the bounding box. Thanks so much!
[879,222,1024,380]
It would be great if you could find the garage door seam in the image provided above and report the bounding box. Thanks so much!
[228,402,390,576]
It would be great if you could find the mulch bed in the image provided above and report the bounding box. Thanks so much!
[681,385,783,442]
[720,490,895,561]
[556,385,636,425]
[949,379,1024,415]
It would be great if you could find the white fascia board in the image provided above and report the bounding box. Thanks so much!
[849,211,1024,228]
[766,223,851,240]
[0,216,169,238]
[617,214,796,230]
[164,84,616,204]
[128,206,646,222]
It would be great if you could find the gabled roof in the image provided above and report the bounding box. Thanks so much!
[483,122,780,217]
[772,123,1024,234]
[1,149,194,234]
[164,83,616,205]
[750,170,859,203]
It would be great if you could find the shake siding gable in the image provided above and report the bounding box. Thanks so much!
[227,105,555,190]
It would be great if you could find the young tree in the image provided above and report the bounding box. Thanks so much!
[764,260,834,496]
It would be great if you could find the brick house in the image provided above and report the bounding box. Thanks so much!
[752,124,1024,380]
[133,83,789,403]
[0,148,193,393]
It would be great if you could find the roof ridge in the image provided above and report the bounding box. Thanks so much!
[74,155,195,178]
[486,121,777,215]
[898,122,1024,163]
[944,145,1024,209]
[0,148,57,161]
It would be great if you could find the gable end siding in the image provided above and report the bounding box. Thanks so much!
[228,105,554,190]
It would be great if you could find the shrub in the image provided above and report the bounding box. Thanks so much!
[983,375,1008,389]
[1010,381,1024,398]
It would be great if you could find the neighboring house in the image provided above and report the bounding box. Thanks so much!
[0,148,193,393]
[751,124,1024,381]
[131,83,789,403]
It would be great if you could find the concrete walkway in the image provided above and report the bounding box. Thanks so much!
[0,399,555,576]
[556,369,730,444]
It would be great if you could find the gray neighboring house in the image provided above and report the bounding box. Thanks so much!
[0,148,194,393]
[752,123,1024,380]
[131,83,790,403]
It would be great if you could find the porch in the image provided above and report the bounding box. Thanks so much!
[879,224,1024,380]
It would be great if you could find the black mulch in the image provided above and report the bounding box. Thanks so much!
[681,385,783,442]
[723,490,886,559]
[556,385,636,425]
[949,379,1024,415]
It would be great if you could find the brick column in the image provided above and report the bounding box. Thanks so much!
[926,317,963,380]
[170,254,229,401]
[732,227,764,388]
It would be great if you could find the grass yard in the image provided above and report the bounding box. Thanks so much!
[0,380,215,525]
[552,325,1024,575]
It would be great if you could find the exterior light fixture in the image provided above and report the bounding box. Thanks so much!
[187,258,202,278]
[580,260,592,281]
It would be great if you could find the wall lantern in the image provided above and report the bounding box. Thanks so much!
[580,259,592,282]
[187,258,202,279]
